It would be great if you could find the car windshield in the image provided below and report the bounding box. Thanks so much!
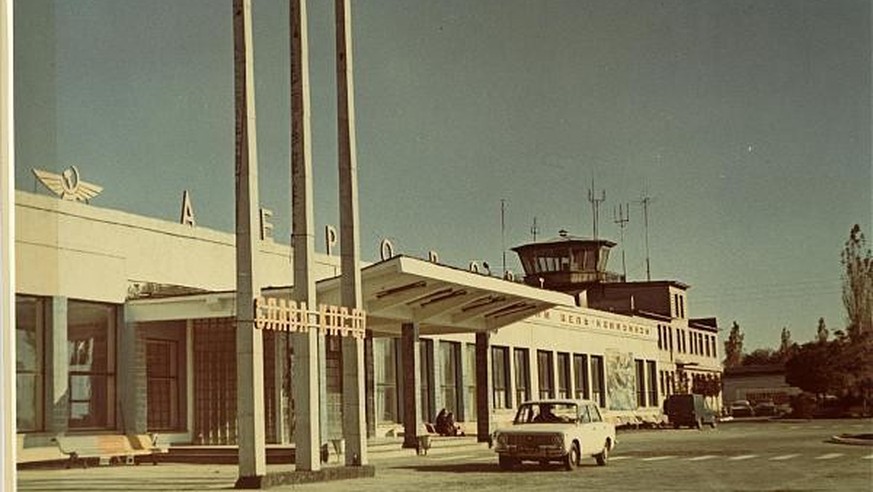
[514,402,578,424]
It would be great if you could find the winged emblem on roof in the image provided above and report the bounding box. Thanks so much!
[32,166,103,203]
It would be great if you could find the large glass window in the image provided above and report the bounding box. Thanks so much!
[440,341,460,414]
[573,353,589,400]
[67,301,117,429]
[646,360,658,407]
[420,339,434,423]
[491,346,510,409]
[513,348,530,405]
[537,350,554,399]
[556,352,571,398]
[374,338,397,422]
[464,343,476,421]
[16,296,44,432]
[147,339,180,430]
[590,355,605,407]
[635,359,646,407]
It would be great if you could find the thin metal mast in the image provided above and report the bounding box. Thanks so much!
[641,192,652,281]
[613,203,630,280]
[587,175,606,240]
[530,216,539,242]
[500,199,507,275]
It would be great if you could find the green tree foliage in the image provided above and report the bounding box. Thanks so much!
[841,224,873,339]
[723,321,744,368]
[777,327,796,362]
[785,341,838,396]
[743,348,778,366]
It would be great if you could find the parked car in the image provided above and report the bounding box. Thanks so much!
[753,400,778,417]
[729,400,755,417]
[663,394,718,429]
[492,399,616,471]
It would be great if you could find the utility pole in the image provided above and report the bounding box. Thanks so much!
[587,176,606,240]
[613,203,629,280]
[640,192,652,281]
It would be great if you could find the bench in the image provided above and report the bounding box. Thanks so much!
[53,433,166,468]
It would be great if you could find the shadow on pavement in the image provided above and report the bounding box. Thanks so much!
[396,462,601,474]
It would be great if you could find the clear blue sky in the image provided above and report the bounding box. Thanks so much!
[14,0,871,351]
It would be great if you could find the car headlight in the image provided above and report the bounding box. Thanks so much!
[551,434,564,447]
[496,433,507,446]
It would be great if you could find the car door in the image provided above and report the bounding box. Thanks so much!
[577,404,596,456]
[587,404,607,452]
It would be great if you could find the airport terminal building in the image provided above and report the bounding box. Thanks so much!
[13,187,722,460]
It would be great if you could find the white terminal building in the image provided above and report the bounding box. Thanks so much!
[13,187,723,461]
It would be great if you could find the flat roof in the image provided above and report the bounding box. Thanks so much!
[127,255,577,336]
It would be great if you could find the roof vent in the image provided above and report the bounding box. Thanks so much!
[558,229,568,238]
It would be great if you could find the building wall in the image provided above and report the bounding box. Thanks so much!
[723,373,800,405]
[15,191,341,303]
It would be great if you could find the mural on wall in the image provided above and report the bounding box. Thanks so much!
[606,349,636,411]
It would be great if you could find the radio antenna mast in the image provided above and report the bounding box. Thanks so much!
[500,199,507,275]
[530,216,539,242]
[587,175,606,240]
[613,203,630,280]
[639,189,654,281]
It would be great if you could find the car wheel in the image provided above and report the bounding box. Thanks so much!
[498,455,516,470]
[595,441,609,466]
[710,419,717,429]
[564,443,580,471]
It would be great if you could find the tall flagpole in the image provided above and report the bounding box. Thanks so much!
[232,0,266,486]
[335,0,367,466]
[290,0,321,472]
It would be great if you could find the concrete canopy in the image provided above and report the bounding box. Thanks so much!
[126,255,575,335]
[316,256,576,336]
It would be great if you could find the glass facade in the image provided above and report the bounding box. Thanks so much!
[573,353,589,400]
[374,338,397,422]
[537,350,554,399]
[513,348,530,405]
[440,341,459,414]
[67,300,116,429]
[590,355,605,407]
[491,346,509,409]
[16,296,44,432]
[464,343,476,421]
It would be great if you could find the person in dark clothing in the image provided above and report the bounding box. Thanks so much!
[435,408,449,436]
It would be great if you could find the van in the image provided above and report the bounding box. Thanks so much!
[663,394,717,429]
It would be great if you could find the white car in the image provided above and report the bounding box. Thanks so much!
[492,399,616,470]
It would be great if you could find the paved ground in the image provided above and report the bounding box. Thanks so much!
[16,419,873,491]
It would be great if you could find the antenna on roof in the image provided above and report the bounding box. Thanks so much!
[500,199,507,276]
[638,185,655,281]
[587,174,606,240]
[613,202,630,280]
[530,216,539,242]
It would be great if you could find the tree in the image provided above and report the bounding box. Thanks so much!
[743,348,778,366]
[841,224,873,340]
[777,326,795,362]
[724,321,744,368]
[785,341,839,396]
[816,317,828,344]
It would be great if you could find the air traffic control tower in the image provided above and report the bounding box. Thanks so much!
[511,229,624,298]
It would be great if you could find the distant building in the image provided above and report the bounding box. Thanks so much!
[722,364,801,405]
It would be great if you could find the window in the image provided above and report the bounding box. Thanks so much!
[647,361,658,407]
[635,359,646,407]
[16,296,45,432]
[537,350,554,399]
[668,326,673,352]
[374,338,398,422]
[711,336,718,359]
[513,348,530,405]
[464,343,476,421]
[491,346,510,409]
[590,355,605,407]
[440,341,460,414]
[556,352,571,398]
[147,340,180,430]
[67,301,117,429]
[573,354,589,399]
[420,339,434,422]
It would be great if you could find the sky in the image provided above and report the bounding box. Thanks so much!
[13,0,872,351]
